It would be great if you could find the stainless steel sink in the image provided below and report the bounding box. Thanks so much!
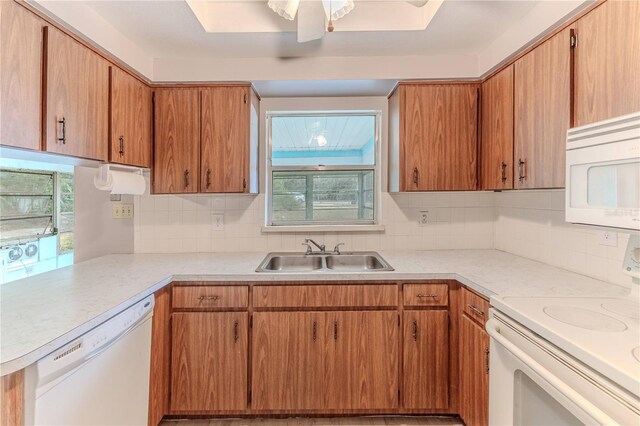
[256,251,394,273]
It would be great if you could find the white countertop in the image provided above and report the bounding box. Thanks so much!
[0,249,630,376]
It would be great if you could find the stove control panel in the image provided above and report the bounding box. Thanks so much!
[622,233,640,278]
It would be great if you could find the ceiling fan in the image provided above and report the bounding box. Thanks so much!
[268,0,431,43]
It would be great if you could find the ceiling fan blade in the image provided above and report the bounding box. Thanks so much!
[297,1,326,43]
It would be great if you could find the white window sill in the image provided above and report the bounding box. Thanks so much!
[261,224,385,233]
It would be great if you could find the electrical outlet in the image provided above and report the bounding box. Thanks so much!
[419,210,429,226]
[212,213,224,231]
[598,230,618,247]
[111,203,134,219]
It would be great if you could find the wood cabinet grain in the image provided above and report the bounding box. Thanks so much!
[253,284,398,309]
[514,28,572,189]
[153,88,200,193]
[460,314,489,426]
[574,0,640,126]
[44,26,109,161]
[170,312,248,412]
[0,1,43,150]
[200,86,250,193]
[148,287,171,426]
[393,83,478,192]
[172,285,248,310]
[109,67,152,168]
[480,65,514,190]
[403,283,449,308]
[402,310,449,409]
[1,369,24,426]
[461,287,490,326]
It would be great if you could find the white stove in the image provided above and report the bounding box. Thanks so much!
[493,295,640,397]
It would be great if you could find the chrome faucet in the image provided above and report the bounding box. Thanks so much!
[303,238,325,254]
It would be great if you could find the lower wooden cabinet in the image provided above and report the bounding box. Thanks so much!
[252,310,398,412]
[459,302,490,425]
[170,312,248,412]
[402,310,449,409]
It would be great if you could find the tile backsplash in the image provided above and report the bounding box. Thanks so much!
[133,191,495,254]
[494,190,637,288]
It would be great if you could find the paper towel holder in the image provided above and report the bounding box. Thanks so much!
[94,164,144,193]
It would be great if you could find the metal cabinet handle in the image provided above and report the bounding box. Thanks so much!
[413,167,419,185]
[412,320,418,341]
[416,294,437,299]
[333,320,338,341]
[233,320,239,343]
[243,178,247,190]
[184,169,190,188]
[197,295,221,302]
[57,117,66,144]
[468,304,485,316]
[485,347,490,374]
[119,136,125,156]
[518,158,526,182]
[206,169,212,189]
[312,320,317,342]
[501,161,507,182]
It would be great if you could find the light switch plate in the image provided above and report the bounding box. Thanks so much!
[212,213,224,231]
[112,204,134,219]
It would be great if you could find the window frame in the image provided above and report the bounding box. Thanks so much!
[265,110,382,227]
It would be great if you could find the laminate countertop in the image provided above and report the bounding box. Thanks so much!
[0,250,629,376]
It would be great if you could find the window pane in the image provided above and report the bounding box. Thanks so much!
[0,195,53,217]
[271,115,375,166]
[0,217,53,242]
[0,170,53,194]
[272,170,374,224]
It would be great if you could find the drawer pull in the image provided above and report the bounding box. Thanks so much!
[58,117,66,144]
[468,304,485,316]
[416,294,438,299]
[198,295,221,302]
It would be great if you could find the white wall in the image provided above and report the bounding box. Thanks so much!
[495,190,638,288]
[74,167,134,262]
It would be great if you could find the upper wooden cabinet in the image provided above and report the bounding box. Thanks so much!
[44,26,109,161]
[109,67,152,168]
[574,0,640,127]
[0,1,43,151]
[153,85,258,194]
[480,65,514,190]
[201,86,255,193]
[514,28,572,189]
[153,88,200,194]
[389,83,478,192]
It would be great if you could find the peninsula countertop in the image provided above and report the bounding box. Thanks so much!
[0,249,629,376]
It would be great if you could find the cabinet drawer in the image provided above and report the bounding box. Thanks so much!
[403,283,449,307]
[173,286,248,310]
[253,285,397,309]
[462,287,490,325]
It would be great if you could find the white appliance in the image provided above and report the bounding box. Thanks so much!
[488,296,640,425]
[565,111,640,231]
[24,295,154,425]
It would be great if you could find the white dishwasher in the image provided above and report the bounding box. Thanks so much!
[24,295,154,426]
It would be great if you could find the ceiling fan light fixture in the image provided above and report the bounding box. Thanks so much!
[267,0,301,21]
[322,0,355,22]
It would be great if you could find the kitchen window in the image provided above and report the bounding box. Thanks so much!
[0,165,74,284]
[266,112,380,227]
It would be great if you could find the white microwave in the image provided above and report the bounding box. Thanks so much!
[566,111,640,231]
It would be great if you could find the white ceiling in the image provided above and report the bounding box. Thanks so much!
[84,0,539,59]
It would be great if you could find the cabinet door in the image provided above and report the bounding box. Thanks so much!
[514,28,571,189]
[460,315,489,426]
[0,1,43,150]
[252,312,326,411]
[480,65,514,190]
[329,311,398,410]
[201,86,250,193]
[401,84,478,191]
[109,67,152,168]
[171,312,248,412]
[44,26,109,161]
[153,88,199,193]
[574,0,640,126]
[403,310,449,409]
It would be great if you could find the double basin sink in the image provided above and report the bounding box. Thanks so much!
[256,251,394,273]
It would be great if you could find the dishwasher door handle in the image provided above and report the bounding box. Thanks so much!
[486,318,617,426]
